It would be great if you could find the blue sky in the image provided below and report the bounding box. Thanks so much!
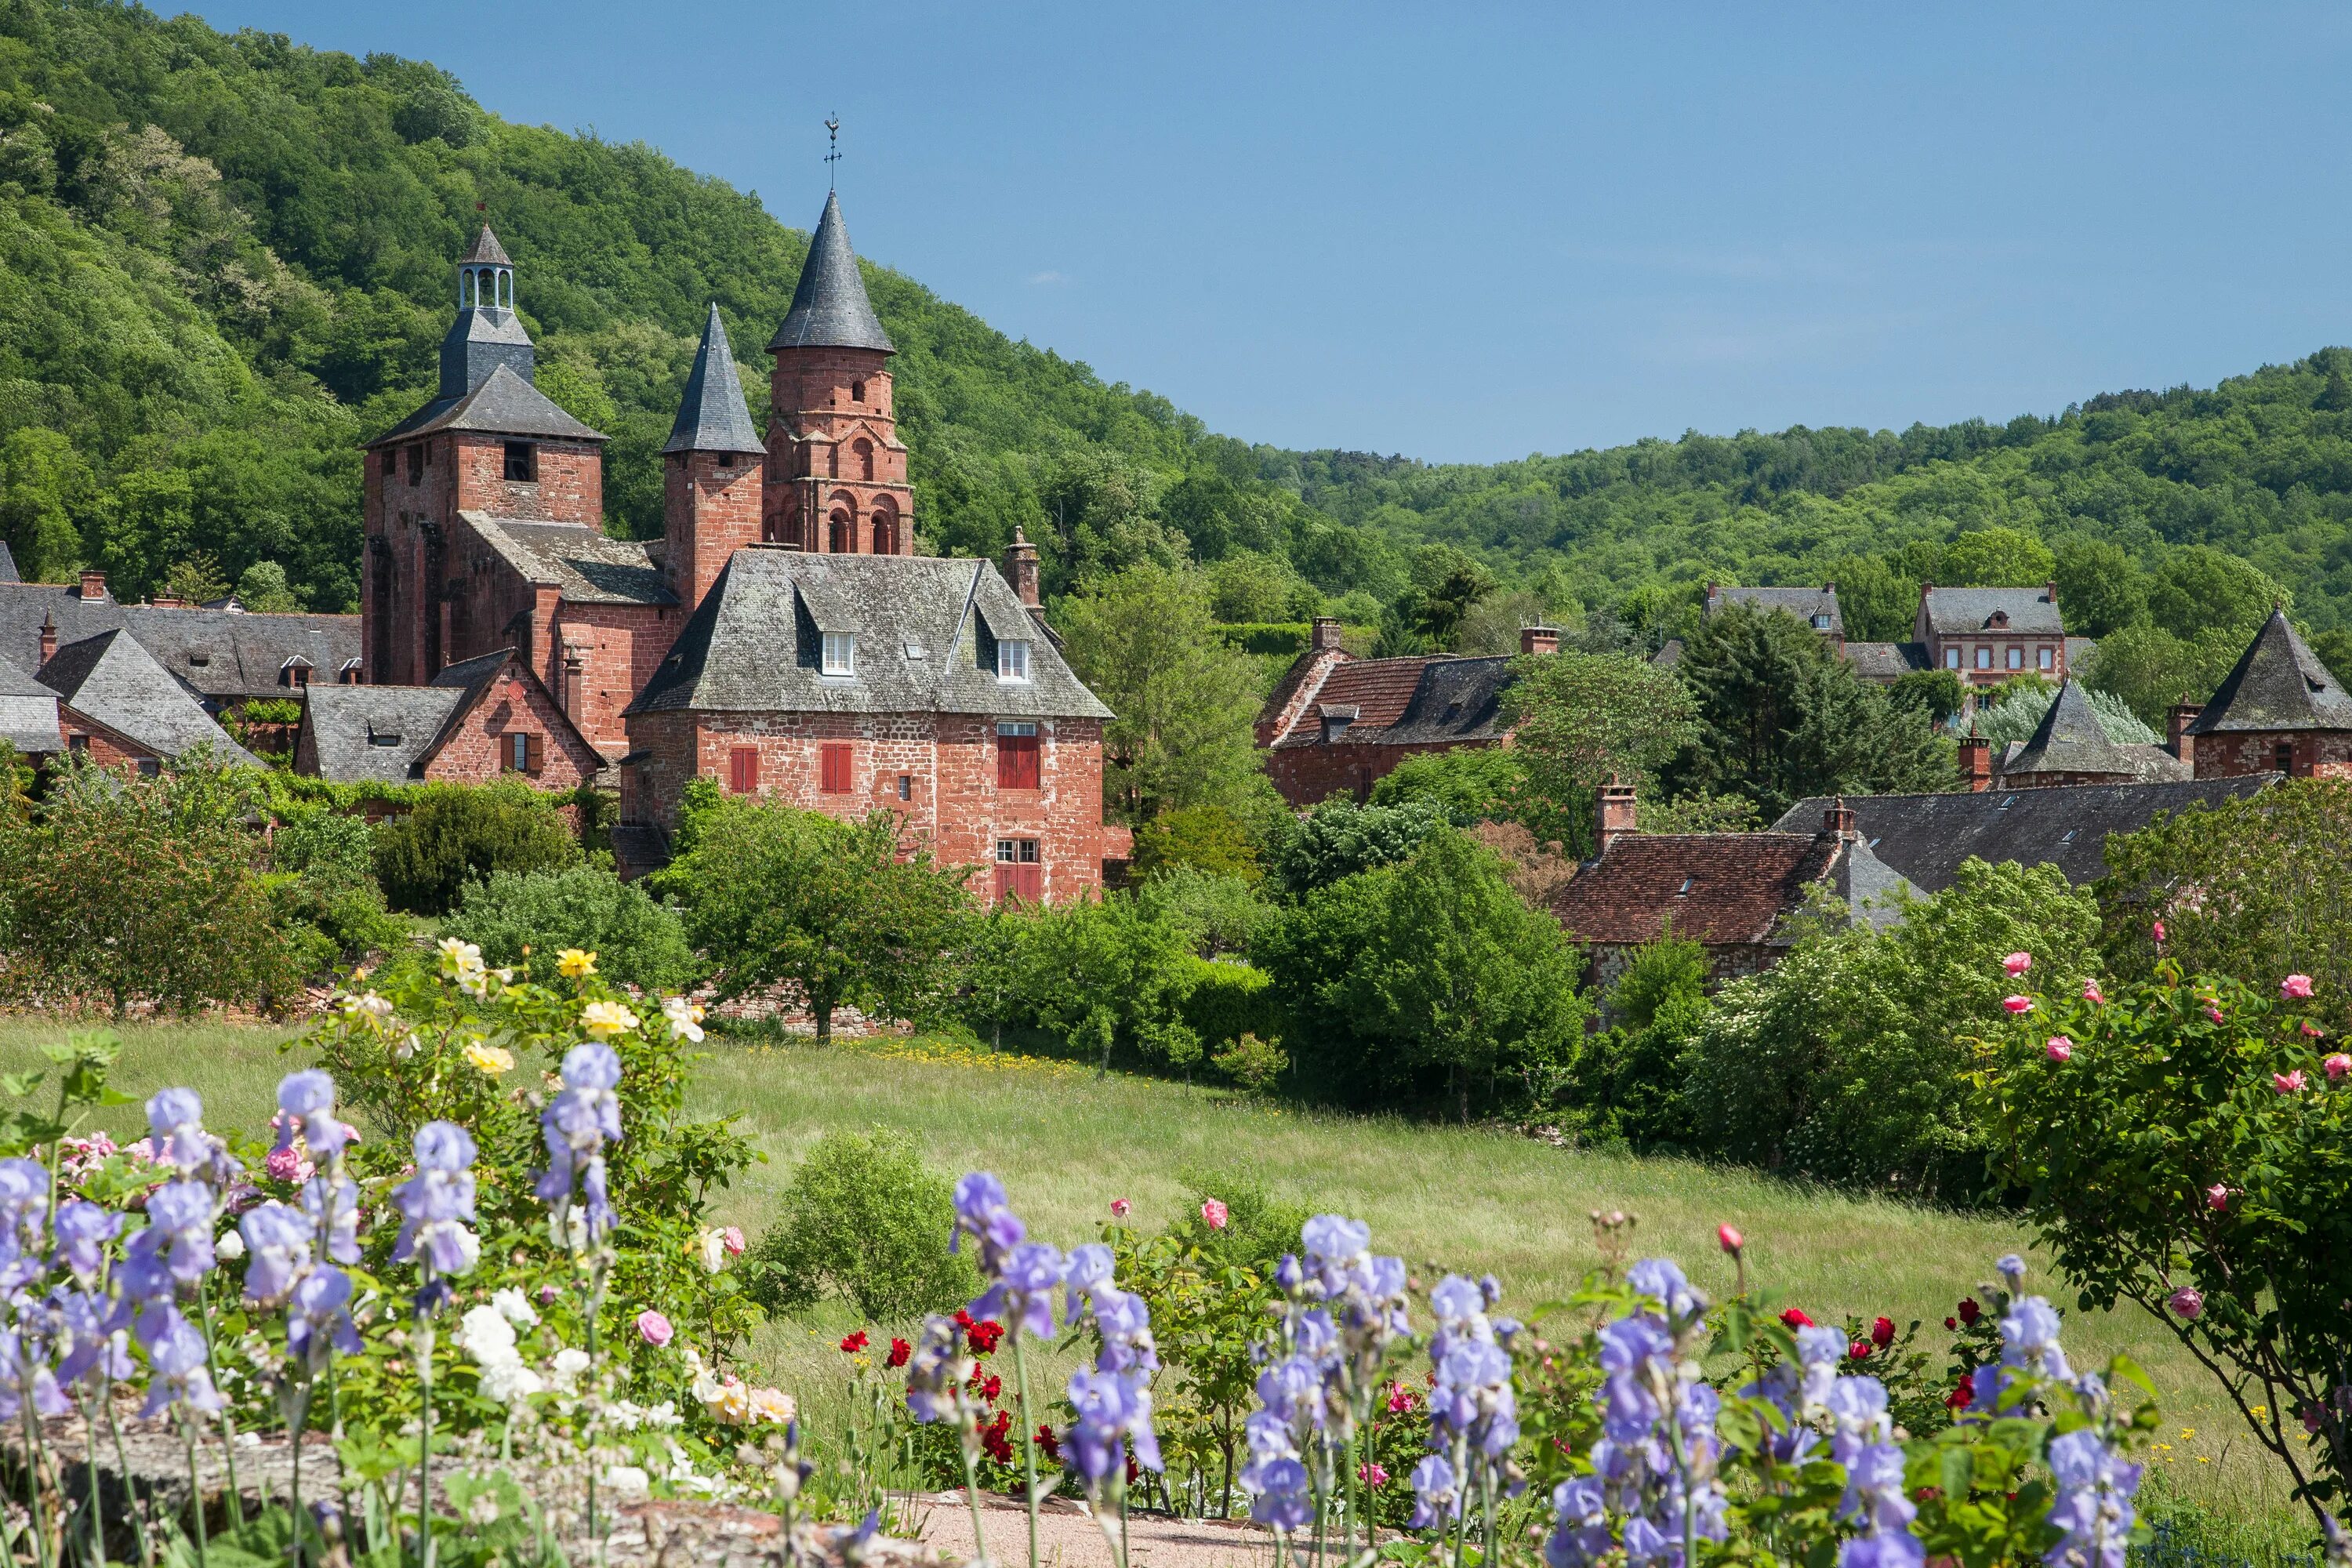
[195,2,2352,464]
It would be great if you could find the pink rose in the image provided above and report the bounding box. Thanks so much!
[2302,1022,2325,1039]
[2045,1036,2073,1062]
[720,1226,746,1256]
[538,1284,561,1307]
[2002,996,2033,1014]
[1716,1224,1744,1254]
[2003,952,2032,978]
[2274,1071,2308,1094]
[2283,974,2316,1000]
[263,1145,314,1185]
[636,1310,674,1348]
[1109,1198,1131,1218]
[1201,1199,1229,1231]
[2168,1287,2203,1320]
[2083,981,2107,1005]
[2152,920,2167,943]
[2326,1053,2351,1082]
[2206,1184,2230,1211]
[2205,1006,2225,1025]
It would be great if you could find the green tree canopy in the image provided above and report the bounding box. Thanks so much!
[1503,649,1697,854]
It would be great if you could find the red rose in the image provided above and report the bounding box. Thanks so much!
[1871,1316,1895,1348]
[887,1337,911,1369]
[981,1410,1014,1464]
[1957,1298,1980,1326]
[982,1374,1004,1402]
[1848,1340,1872,1361]
[1035,1423,1062,1461]
[839,1330,869,1353]
[954,1308,975,1329]
[1945,1378,1973,1410]
[967,1319,1005,1354]
[1944,1317,1958,1330]
[1779,1308,1814,1330]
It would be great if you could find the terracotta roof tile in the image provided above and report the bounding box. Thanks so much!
[1548,832,1841,947]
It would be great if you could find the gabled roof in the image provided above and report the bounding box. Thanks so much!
[2003,681,2190,782]
[1921,586,2063,637]
[665,303,766,456]
[628,550,1111,720]
[1548,831,1848,948]
[1360,656,1515,745]
[459,225,512,266]
[2184,609,2352,734]
[0,543,18,583]
[300,648,593,784]
[0,651,60,753]
[368,365,606,448]
[462,514,677,608]
[1767,776,2278,893]
[768,192,895,354]
[118,607,359,703]
[37,630,258,764]
[1843,641,1930,679]
[1707,585,1843,636]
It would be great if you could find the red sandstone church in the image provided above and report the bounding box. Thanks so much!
[358,195,1123,898]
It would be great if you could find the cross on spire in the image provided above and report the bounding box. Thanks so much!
[824,114,840,190]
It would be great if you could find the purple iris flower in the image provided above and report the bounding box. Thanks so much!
[970,1240,1065,1341]
[903,1313,969,1425]
[303,1173,360,1266]
[0,1326,68,1421]
[0,1157,51,1291]
[50,1289,131,1389]
[1409,1453,1460,1528]
[390,1120,478,1283]
[53,1200,120,1284]
[1251,1456,1314,1531]
[238,1200,316,1305]
[140,1179,217,1284]
[1546,1476,1614,1568]
[286,1267,364,1373]
[2044,1428,2140,1568]
[146,1088,210,1172]
[276,1069,348,1161]
[949,1171,1026,1272]
[534,1044,622,1243]
[135,1305,223,1418]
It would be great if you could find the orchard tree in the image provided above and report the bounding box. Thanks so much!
[659,800,971,1044]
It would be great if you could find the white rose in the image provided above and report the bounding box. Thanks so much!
[478,1361,546,1405]
[698,1229,727,1275]
[214,1230,247,1261]
[601,1465,651,1499]
[491,1287,540,1327]
[549,1347,592,1391]
[457,1305,517,1367]
[448,1228,481,1276]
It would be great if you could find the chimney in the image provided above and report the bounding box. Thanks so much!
[1004,526,1040,608]
[1311,615,1344,652]
[1519,624,1560,657]
[2045,579,2060,605]
[2168,702,2202,765]
[1596,778,1638,851]
[1958,735,1991,792]
[78,568,105,602]
[38,613,56,666]
[1824,796,1857,840]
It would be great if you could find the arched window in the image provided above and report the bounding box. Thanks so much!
[870,506,898,555]
[829,510,853,554]
[853,437,875,481]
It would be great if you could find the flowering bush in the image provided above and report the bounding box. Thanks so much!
[1984,957,2352,1523]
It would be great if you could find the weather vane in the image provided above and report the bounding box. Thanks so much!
[824,114,840,189]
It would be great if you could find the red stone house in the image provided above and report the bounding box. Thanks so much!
[1258,619,1559,807]
[295,648,602,789]
[2181,609,2352,777]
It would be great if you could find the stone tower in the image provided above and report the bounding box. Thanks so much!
[663,303,767,612]
[761,193,913,554]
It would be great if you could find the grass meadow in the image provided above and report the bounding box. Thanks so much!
[0,1017,2311,1537]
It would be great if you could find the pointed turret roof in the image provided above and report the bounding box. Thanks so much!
[2186,609,2352,734]
[2003,680,2187,782]
[665,303,765,456]
[459,225,511,266]
[768,192,894,354]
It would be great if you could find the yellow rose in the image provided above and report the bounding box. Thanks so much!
[557,949,597,979]
[463,1041,516,1076]
[580,1000,641,1040]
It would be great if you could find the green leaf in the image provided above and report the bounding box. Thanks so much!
[0,1071,44,1097]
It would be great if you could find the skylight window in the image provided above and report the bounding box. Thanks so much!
[822,633,856,676]
[997,639,1031,684]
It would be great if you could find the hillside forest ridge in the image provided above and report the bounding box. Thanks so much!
[2,0,2352,727]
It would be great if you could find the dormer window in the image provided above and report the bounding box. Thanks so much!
[188,652,211,668]
[280,657,314,688]
[997,639,1031,683]
[1811,614,1831,630]
[822,632,856,676]
[1988,610,2010,629]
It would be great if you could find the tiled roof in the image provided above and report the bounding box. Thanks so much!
[628,550,1112,720]
[1767,775,2278,892]
[1921,586,2063,637]
[2002,681,2190,782]
[37,630,257,764]
[0,651,60,753]
[768,192,895,354]
[1844,641,1930,679]
[1708,585,1843,636]
[1369,656,1515,744]
[463,515,677,608]
[665,303,766,456]
[118,607,358,704]
[1548,831,1844,948]
[370,365,606,448]
[2185,609,2352,734]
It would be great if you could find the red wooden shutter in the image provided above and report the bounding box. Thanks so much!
[821,742,852,794]
[998,731,1040,789]
[729,746,759,794]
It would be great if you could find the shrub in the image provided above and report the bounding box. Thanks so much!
[1210,1032,1287,1093]
[1000,891,1203,1069]
[1133,866,1272,957]
[1131,804,1261,883]
[1367,746,1529,822]
[747,1128,981,1322]
[372,782,581,914]
[271,802,376,884]
[1175,955,1276,1053]
[1263,797,1448,895]
[447,864,698,993]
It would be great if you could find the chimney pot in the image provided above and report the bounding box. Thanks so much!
[1958,735,1992,793]
[38,613,56,665]
[1824,796,1858,839]
[1003,526,1040,609]
[1311,615,1344,652]
[1596,778,1639,850]
[2168,702,2202,764]
[1519,624,1560,657]
[78,568,105,602]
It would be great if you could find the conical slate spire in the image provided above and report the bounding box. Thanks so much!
[665,303,765,456]
[459,225,511,265]
[768,191,895,354]
[2187,608,2352,734]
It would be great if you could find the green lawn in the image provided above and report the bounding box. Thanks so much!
[0,1018,2304,1530]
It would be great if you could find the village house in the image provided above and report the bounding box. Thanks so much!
[1843,583,2091,688]
[2179,608,2352,777]
[296,648,602,788]
[34,629,258,771]
[1546,782,1914,989]
[1256,619,1558,807]
[1704,584,1844,649]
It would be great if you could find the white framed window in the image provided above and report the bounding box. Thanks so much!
[2038,645,2055,671]
[997,638,1031,683]
[821,632,856,676]
[1975,646,1991,670]
[2006,645,2023,670]
[1944,648,1961,671]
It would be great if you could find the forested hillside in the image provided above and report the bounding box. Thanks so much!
[5,0,2352,725]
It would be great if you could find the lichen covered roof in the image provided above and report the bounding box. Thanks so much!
[2185,609,2352,735]
[463,515,677,608]
[37,630,258,764]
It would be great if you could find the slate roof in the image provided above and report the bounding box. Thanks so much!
[1707,585,1843,635]
[463,515,677,608]
[118,607,359,705]
[1767,776,2278,893]
[37,630,259,764]
[301,685,466,783]
[1844,641,1930,679]
[1360,656,1515,744]
[665,303,766,456]
[0,652,61,753]
[628,550,1111,720]
[369,365,606,448]
[459,225,511,266]
[2002,681,2191,782]
[768,192,895,354]
[1548,831,1850,949]
[1921,586,2063,636]
[2184,609,2352,734]
[0,543,18,583]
